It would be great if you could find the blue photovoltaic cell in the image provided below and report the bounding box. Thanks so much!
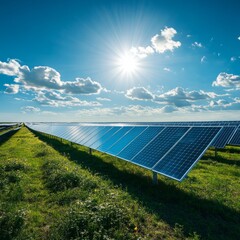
[106,126,147,156]
[211,127,236,148]
[90,127,122,149]
[48,126,62,135]
[65,126,86,142]
[56,126,77,140]
[117,126,165,160]
[83,127,112,147]
[228,128,240,146]
[71,127,93,143]
[97,127,133,152]
[153,127,221,181]
[55,126,75,139]
[131,127,190,169]
[80,127,105,145]
[74,127,98,144]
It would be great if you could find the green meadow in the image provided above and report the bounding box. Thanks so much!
[0,127,239,240]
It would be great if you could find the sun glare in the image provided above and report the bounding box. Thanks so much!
[116,52,139,76]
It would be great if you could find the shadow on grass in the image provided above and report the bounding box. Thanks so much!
[202,154,240,167]
[0,129,20,147]
[32,130,240,240]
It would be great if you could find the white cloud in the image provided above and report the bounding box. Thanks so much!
[192,42,203,48]
[212,72,240,88]
[125,86,219,108]
[163,67,171,72]
[230,57,236,62]
[4,84,19,94]
[201,56,206,63]
[125,87,154,100]
[187,34,191,38]
[151,27,181,53]
[0,59,103,95]
[34,91,101,107]
[21,106,40,113]
[130,46,154,58]
[0,59,20,76]
[209,98,240,110]
[155,87,217,107]
[96,97,111,101]
[238,36,240,40]
[130,27,181,59]
[63,77,102,94]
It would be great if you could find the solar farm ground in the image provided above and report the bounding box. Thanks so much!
[0,127,239,240]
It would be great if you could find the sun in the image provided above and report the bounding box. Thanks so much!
[116,52,140,76]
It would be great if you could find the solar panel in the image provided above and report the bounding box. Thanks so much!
[106,126,147,156]
[26,121,238,182]
[97,127,133,152]
[131,127,190,169]
[70,126,93,143]
[79,126,105,145]
[83,127,112,147]
[64,126,86,142]
[90,127,122,149]
[117,126,165,160]
[153,127,221,181]
[211,126,236,148]
[56,126,78,140]
[228,127,240,146]
[74,126,99,144]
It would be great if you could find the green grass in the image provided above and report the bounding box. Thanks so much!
[0,127,239,239]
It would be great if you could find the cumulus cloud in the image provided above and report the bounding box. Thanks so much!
[230,57,236,62]
[212,72,240,88]
[238,36,240,40]
[125,87,154,100]
[0,59,103,95]
[0,59,20,76]
[130,27,181,59]
[209,99,230,108]
[151,27,181,53]
[34,91,101,107]
[209,98,240,110]
[63,78,102,94]
[192,42,203,48]
[21,106,40,113]
[130,46,154,58]
[155,87,217,107]
[125,86,219,108]
[4,84,19,94]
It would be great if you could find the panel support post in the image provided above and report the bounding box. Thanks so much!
[215,147,217,158]
[89,148,92,155]
[152,171,158,185]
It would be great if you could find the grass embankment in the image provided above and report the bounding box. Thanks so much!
[0,127,239,239]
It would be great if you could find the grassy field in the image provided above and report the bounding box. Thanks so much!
[0,127,239,239]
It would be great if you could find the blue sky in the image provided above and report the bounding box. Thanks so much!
[0,0,239,122]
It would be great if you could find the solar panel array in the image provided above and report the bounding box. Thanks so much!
[228,126,240,146]
[26,121,239,181]
[0,123,22,137]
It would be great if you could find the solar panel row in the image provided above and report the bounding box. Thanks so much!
[26,123,225,181]
[228,127,240,146]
